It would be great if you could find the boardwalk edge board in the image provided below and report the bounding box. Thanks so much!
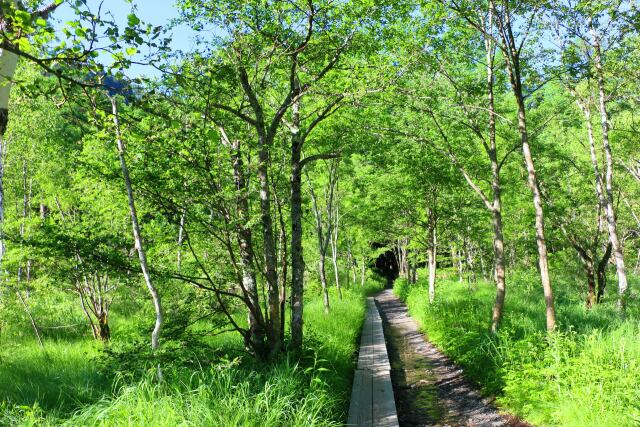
[347,298,399,427]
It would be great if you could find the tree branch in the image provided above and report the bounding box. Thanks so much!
[300,152,340,168]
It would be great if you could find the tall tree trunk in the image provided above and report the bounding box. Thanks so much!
[457,247,464,283]
[597,242,613,303]
[319,254,330,313]
[111,98,163,360]
[495,3,556,331]
[14,156,44,349]
[590,23,628,310]
[427,203,437,304]
[490,207,506,331]
[331,244,342,299]
[275,196,287,344]
[330,203,342,300]
[515,96,555,331]
[256,138,281,354]
[585,260,597,308]
[177,209,186,272]
[427,240,437,303]
[361,256,366,287]
[98,314,111,341]
[479,250,487,280]
[394,244,402,279]
[308,174,331,314]
[465,238,477,285]
[347,242,357,286]
[220,126,268,358]
[290,118,304,350]
[402,239,410,280]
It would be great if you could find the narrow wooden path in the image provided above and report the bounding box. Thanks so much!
[347,297,399,427]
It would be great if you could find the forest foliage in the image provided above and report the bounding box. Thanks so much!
[0,0,639,425]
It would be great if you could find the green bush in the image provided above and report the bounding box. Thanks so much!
[393,278,412,301]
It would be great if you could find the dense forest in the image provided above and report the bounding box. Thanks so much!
[1,0,639,425]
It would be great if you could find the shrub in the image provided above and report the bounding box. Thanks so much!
[393,278,411,301]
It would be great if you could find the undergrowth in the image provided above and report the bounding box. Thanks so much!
[0,281,384,426]
[395,273,640,426]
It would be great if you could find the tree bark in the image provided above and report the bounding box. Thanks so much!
[275,195,288,344]
[319,255,330,313]
[597,242,613,303]
[515,96,555,331]
[290,119,305,349]
[585,261,597,308]
[330,200,342,300]
[346,239,356,289]
[465,237,477,285]
[486,21,506,331]
[427,202,437,304]
[98,314,111,341]
[256,139,281,354]
[590,22,628,310]
[330,242,342,299]
[219,126,269,358]
[177,209,186,272]
[288,82,341,350]
[457,247,464,283]
[494,2,556,331]
[308,173,331,314]
[111,98,163,359]
[490,208,506,331]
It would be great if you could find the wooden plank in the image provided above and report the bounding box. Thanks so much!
[372,327,390,371]
[357,313,373,370]
[372,369,399,427]
[347,369,373,426]
[348,296,398,426]
[370,305,390,371]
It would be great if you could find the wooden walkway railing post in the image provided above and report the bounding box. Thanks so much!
[347,298,399,426]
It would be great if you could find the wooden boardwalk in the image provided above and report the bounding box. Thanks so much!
[347,298,399,427]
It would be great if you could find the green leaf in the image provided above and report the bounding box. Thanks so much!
[127,13,140,27]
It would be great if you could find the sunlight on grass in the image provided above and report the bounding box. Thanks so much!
[0,282,384,426]
[395,272,640,426]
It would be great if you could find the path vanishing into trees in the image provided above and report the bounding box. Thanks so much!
[358,289,530,427]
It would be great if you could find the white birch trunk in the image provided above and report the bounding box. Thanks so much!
[111,97,163,359]
[590,23,628,309]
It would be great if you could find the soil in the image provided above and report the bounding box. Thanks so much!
[375,289,530,427]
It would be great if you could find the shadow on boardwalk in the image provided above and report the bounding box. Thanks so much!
[375,289,529,427]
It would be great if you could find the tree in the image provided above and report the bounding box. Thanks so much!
[110,95,163,364]
[552,0,631,309]
[0,1,62,267]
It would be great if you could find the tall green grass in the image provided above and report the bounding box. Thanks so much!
[395,274,640,426]
[1,282,383,426]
